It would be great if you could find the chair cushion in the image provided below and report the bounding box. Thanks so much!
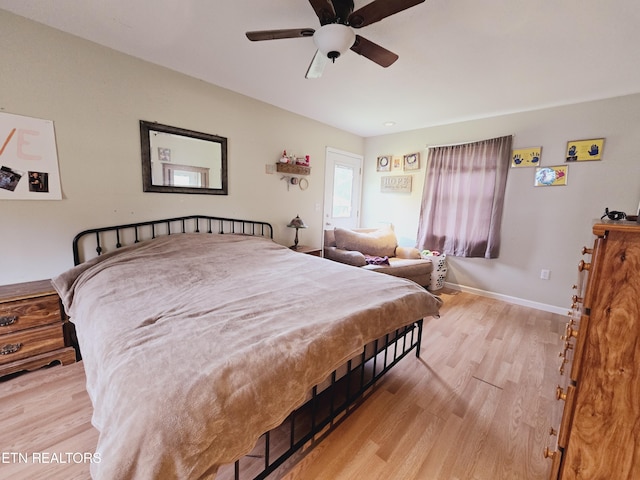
[334,226,397,257]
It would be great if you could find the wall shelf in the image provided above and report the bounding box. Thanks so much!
[276,163,310,175]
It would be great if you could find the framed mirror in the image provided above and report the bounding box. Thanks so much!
[140,120,228,195]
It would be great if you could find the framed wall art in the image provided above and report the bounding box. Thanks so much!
[403,152,420,170]
[565,138,604,162]
[381,175,412,193]
[511,147,541,167]
[534,165,568,187]
[377,155,391,172]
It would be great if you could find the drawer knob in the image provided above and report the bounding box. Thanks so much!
[0,343,23,355]
[0,315,18,327]
[578,260,591,272]
[562,324,579,340]
[556,385,567,401]
[549,427,557,436]
[581,246,593,255]
[543,446,557,459]
[571,294,583,304]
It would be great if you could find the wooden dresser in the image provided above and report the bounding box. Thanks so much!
[546,221,640,479]
[0,279,76,377]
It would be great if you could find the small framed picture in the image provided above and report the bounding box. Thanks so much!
[403,152,420,170]
[565,138,604,162]
[534,166,568,187]
[392,156,402,170]
[511,147,541,167]
[158,147,171,162]
[377,155,391,172]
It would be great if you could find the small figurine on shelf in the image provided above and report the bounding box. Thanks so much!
[280,150,289,163]
[296,155,310,166]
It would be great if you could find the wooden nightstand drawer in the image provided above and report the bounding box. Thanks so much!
[0,279,76,377]
[0,295,61,334]
[0,323,66,365]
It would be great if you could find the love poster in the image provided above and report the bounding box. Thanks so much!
[0,112,62,200]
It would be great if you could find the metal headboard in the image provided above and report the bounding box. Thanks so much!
[72,215,273,265]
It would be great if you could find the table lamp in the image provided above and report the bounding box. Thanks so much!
[287,215,307,249]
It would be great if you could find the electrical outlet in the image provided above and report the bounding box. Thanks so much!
[540,269,551,280]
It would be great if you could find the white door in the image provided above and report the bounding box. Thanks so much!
[323,147,363,233]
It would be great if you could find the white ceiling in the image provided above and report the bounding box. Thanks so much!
[2,0,640,137]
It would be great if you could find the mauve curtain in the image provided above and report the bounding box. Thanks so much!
[416,135,512,258]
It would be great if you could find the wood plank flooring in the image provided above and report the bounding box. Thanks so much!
[0,290,565,479]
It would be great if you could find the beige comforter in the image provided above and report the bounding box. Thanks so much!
[53,233,442,479]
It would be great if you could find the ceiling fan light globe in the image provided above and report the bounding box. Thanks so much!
[313,24,355,61]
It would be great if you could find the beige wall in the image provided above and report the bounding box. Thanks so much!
[0,11,363,285]
[363,95,640,311]
[3,11,639,313]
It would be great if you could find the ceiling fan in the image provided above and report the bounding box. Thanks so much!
[246,0,426,79]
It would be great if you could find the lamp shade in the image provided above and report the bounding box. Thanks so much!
[313,24,355,61]
[287,215,307,229]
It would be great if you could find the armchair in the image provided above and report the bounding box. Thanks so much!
[323,226,433,287]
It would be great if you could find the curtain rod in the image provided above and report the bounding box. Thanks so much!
[426,134,514,149]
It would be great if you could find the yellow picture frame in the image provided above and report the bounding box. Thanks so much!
[565,138,604,162]
[511,147,541,167]
[534,166,568,187]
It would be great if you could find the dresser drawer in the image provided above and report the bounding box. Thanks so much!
[0,294,61,334]
[0,323,65,365]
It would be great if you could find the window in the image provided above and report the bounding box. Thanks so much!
[416,135,512,258]
[332,164,354,218]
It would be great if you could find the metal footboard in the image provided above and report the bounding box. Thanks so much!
[220,319,424,480]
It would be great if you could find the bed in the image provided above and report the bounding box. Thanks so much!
[53,215,442,479]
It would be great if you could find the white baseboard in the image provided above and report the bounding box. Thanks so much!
[442,282,567,316]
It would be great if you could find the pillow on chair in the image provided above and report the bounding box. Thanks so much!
[334,227,397,257]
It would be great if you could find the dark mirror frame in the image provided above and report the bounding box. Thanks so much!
[140,120,228,195]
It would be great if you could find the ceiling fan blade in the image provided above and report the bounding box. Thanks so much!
[308,0,337,25]
[305,50,329,79]
[348,0,426,28]
[350,35,398,67]
[246,28,315,41]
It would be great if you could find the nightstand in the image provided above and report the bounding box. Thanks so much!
[0,279,76,378]
[290,245,322,257]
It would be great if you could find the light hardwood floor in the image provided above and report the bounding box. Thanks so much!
[0,290,565,479]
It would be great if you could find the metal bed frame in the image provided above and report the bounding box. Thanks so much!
[69,214,424,480]
[72,215,273,265]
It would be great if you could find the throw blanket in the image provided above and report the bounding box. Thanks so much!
[365,254,390,265]
[53,234,442,479]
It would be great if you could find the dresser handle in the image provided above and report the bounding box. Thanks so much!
[0,316,18,327]
[562,324,579,340]
[0,343,23,355]
[543,446,557,459]
[556,385,567,401]
[581,246,593,255]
